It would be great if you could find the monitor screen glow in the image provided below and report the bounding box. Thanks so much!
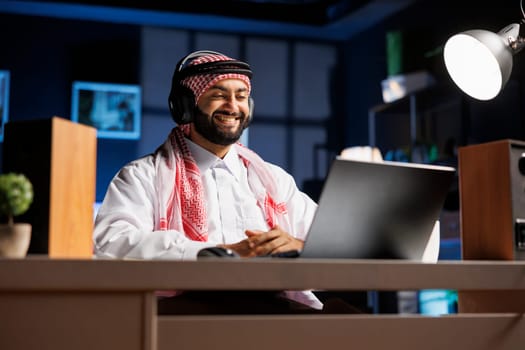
[71,81,141,140]
[0,70,10,142]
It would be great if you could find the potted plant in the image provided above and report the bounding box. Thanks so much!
[0,173,33,257]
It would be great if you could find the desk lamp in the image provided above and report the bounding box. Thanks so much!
[443,0,525,100]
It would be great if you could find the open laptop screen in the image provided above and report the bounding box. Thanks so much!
[300,158,456,260]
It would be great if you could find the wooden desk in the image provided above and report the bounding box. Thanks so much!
[1,258,525,350]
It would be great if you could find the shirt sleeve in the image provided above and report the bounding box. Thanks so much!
[93,156,214,260]
[265,163,318,241]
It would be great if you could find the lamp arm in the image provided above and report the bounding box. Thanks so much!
[512,36,525,53]
[505,21,525,53]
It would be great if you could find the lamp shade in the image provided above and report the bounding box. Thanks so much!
[444,29,514,100]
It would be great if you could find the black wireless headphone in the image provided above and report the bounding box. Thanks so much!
[168,50,254,125]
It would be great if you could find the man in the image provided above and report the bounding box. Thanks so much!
[93,50,334,313]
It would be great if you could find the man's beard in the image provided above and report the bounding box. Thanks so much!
[192,107,250,146]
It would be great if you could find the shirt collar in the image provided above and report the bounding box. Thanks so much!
[186,138,242,181]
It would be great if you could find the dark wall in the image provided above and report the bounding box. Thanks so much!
[342,0,525,155]
[4,1,525,201]
[0,14,140,120]
[0,14,141,199]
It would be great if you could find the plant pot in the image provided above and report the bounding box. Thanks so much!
[0,223,32,258]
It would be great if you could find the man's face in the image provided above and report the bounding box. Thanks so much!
[192,79,251,146]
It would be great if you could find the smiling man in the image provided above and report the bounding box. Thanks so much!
[93,50,328,313]
[189,79,249,155]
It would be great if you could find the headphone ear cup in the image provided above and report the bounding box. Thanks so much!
[169,84,195,124]
[246,97,254,127]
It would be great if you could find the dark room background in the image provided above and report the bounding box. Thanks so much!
[1,0,524,208]
[2,0,525,315]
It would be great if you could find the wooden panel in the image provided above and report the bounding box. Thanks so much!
[458,291,525,313]
[0,292,156,350]
[158,314,525,350]
[1,258,525,349]
[459,140,514,260]
[2,258,525,292]
[48,117,97,258]
[458,140,525,312]
[3,117,97,258]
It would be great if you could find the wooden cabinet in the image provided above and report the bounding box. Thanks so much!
[3,117,97,257]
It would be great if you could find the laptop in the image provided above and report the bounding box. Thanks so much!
[297,157,456,261]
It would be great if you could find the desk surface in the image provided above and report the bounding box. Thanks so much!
[1,257,525,292]
[3,257,525,350]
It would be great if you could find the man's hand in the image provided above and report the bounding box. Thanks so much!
[222,225,304,257]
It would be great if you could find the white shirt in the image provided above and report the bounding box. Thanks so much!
[94,139,317,260]
[93,139,321,309]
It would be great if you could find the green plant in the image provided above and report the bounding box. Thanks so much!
[0,173,33,225]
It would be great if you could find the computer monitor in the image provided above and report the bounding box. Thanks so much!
[71,81,141,140]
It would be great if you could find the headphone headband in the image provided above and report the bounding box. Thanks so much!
[175,60,253,81]
[176,50,223,70]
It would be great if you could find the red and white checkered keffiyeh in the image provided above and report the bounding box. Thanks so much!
[154,125,289,241]
[181,53,251,104]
